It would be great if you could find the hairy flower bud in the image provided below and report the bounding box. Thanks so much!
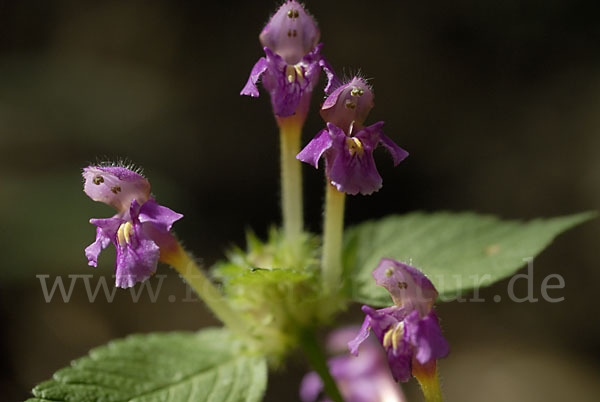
[83,166,150,213]
[320,77,374,134]
[259,0,320,65]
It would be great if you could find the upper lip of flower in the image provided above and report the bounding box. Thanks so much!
[259,0,321,65]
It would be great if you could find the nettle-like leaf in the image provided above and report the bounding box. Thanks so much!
[28,329,267,402]
[344,211,595,306]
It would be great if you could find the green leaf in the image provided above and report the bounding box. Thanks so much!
[344,211,595,306]
[27,329,267,402]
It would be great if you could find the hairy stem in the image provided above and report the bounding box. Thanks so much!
[322,183,346,291]
[278,118,304,244]
[300,330,344,402]
[161,244,248,334]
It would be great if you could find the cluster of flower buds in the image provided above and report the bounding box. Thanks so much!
[83,166,182,288]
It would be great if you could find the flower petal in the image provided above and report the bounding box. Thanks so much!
[320,77,374,134]
[406,311,449,364]
[84,226,112,267]
[138,199,183,233]
[114,224,160,289]
[379,133,409,166]
[386,347,413,383]
[319,56,339,95]
[240,57,268,97]
[297,129,333,168]
[259,0,320,65]
[348,314,372,356]
[326,124,383,195]
[373,258,438,316]
[262,48,304,117]
[83,166,151,213]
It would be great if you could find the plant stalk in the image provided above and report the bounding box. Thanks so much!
[278,118,304,244]
[322,182,346,291]
[300,329,344,402]
[161,243,248,335]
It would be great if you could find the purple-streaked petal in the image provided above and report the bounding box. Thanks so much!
[138,199,183,233]
[114,223,160,288]
[406,310,450,365]
[241,57,268,97]
[259,1,320,65]
[348,315,372,356]
[325,124,382,195]
[373,258,438,316]
[297,129,332,168]
[83,166,151,213]
[84,226,112,267]
[379,133,409,166]
[320,77,374,134]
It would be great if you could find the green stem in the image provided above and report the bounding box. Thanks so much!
[322,183,346,291]
[300,330,344,402]
[279,119,304,243]
[161,244,248,335]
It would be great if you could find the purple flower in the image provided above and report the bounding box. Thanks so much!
[297,77,408,195]
[83,166,183,288]
[300,327,406,402]
[241,0,337,119]
[348,259,449,382]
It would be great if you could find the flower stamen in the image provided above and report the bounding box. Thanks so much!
[346,137,364,156]
[117,222,134,246]
[285,64,306,84]
[383,322,405,352]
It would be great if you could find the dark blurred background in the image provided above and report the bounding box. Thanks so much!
[1,0,599,400]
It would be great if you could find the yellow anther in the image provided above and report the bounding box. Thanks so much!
[346,137,364,156]
[351,87,364,97]
[383,322,404,352]
[286,65,296,83]
[391,322,404,351]
[344,99,356,109]
[285,65,305,85]
[383,328,393,349]
[295,65,305,84]
[117,222,134,246]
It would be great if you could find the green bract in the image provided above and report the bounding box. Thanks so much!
[213,229,344,363]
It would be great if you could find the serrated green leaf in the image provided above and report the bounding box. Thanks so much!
[344,211,595,306]
[27,329,267,402]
